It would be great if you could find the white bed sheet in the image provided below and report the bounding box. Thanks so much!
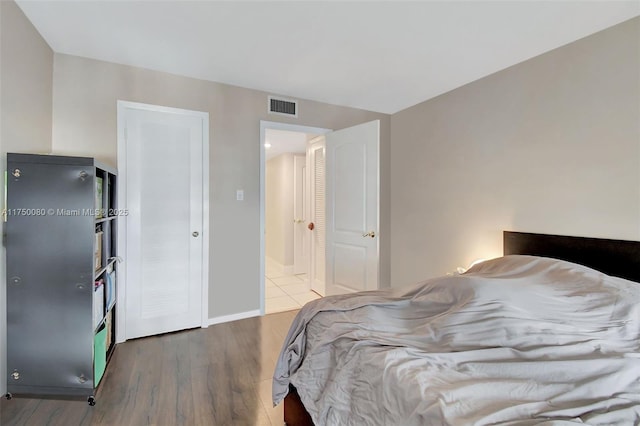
[273,255,640,425]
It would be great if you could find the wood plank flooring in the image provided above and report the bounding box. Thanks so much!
[1,310,298,426]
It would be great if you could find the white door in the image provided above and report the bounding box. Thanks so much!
[293,154,308,275]
[307,136,326,296]
[325,120,379,295]
[121,104,207,339]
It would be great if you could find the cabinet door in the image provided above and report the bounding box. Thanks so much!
[6,161,95,393]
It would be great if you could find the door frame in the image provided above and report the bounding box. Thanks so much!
[116,101,210,343]
[259,121,330,315]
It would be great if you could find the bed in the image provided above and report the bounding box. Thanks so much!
[272,231,640,425]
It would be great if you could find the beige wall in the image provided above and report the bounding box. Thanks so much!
[0,0,53,395]
[265,153,295,267]
[390,17,640,287]
[51,53,391,319]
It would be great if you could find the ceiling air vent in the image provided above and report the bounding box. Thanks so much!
[268,96,298,117]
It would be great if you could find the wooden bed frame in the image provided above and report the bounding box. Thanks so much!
[503,231,640,283]
[283,231,640,426]
[284,385,314,426]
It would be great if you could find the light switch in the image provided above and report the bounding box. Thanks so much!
[236,189,244,201]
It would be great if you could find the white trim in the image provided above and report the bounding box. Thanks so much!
[265,256,294,276]
[115,103,127,344]
[201,109,210,328]
[206,309,261,326]
[260,121,331,316]
[117,101,209,118]
[265,255,281,271]
[116,100,210,343]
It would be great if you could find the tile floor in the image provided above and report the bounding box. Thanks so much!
[265,260,322,314]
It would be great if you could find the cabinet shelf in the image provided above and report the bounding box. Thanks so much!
[95,258,118,278]
[95,216,115,225]
[94,303,116,333]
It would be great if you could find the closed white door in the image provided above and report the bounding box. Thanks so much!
[307,136,326,296]
[325,120,379,295]
[120,104,207,339]
[293,154,308,275]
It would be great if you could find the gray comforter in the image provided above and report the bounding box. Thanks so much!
[273,255,640,425]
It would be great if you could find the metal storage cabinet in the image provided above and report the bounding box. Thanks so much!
[5,153,118,405]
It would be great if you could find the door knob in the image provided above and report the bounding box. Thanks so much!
[308,222,315,231]
[192,231,199,237]
[362,231,376,238]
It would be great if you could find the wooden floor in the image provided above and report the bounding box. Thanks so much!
[1,310,298,426]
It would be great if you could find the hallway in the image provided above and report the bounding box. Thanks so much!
[265,259,321,314]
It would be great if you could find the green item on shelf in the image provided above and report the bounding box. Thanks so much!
[94,325,107,385]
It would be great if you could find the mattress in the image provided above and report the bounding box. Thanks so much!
[273,255,640,425]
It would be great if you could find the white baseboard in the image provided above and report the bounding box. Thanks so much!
[265,256,294,275]
[264,256,282,268]
[205,309,261,327]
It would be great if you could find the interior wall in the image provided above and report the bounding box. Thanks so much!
[265,153,295,268]
[50,53,391,320]
[390,17,640,287]
[0,0,54,394]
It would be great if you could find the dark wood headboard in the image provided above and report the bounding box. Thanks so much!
[503,231,640,283]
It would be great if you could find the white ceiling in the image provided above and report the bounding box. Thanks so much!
[16,1,640,114]
[265,128,313,161]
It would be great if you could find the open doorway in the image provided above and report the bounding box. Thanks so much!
[260,122,330,314]
[260,120,381,315]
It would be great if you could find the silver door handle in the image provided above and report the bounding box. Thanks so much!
[362,231,376,238]
[192,231,199,237]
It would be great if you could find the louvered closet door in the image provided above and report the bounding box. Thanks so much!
[307,136,326,296]
[293,155,308,275]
